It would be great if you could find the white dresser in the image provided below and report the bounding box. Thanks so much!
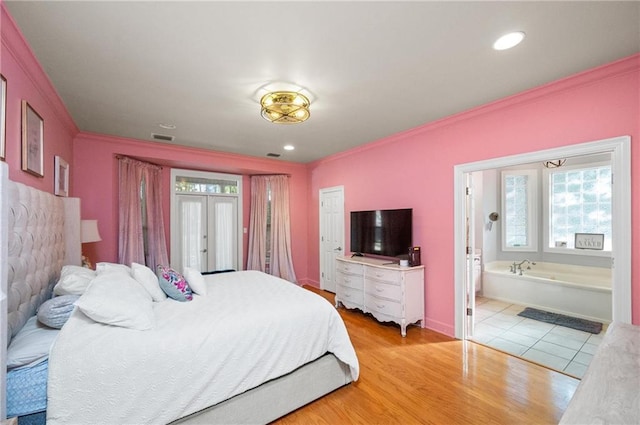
[335,256,424,337]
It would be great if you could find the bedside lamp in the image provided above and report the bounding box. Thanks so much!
[81,219,102,269]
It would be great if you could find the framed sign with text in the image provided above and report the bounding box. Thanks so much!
[574,233,604,250]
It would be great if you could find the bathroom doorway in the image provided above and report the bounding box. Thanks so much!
[453,136,631,375]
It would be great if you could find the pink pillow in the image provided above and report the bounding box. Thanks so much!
[156,265,193,301]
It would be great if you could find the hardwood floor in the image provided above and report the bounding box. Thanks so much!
[275,287,580,424]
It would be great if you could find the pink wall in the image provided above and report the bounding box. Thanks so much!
[307,55,639,335]
[2,2,638,337]
[72,132,311,282]
[0,5,78,192]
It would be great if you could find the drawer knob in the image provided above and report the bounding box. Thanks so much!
[375,287,384,292]
[376,303,385,309]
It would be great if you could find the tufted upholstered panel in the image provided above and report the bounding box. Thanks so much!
[6,180,65,345]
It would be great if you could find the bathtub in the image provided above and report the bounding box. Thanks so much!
[482,261,612,323]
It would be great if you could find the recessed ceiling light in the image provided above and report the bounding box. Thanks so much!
[493,31,525,51]
[159,123,176,130]
[284,145,295,151]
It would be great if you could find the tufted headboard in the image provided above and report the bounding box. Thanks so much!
[4,176,81,346]
[1,162,81,419]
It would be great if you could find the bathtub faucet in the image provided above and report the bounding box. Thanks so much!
[513,259,536,275]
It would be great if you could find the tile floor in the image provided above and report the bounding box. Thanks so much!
[471,297,607,378]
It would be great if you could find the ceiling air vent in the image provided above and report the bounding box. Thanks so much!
[266,153,281,158]
[151,133,175,142]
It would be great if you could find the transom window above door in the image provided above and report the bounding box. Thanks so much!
[175,175,238,194]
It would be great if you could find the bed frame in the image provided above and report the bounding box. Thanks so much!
[0,161,352,424]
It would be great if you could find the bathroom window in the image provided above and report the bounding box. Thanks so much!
[501,169,538,252]
[545,163,612,252]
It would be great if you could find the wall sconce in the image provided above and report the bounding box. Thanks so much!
[81,219,102,268]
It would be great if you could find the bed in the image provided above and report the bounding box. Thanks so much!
[1,161,359,424]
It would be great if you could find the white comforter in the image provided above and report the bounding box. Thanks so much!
[47,271,359,424]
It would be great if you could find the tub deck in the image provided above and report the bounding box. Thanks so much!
[482,261,612,323]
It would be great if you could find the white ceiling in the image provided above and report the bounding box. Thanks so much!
[5,1,639,163]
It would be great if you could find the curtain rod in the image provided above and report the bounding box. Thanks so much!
[115,155,163,169]
[249,173,291,177]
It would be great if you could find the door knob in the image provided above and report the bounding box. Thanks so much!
[201,249,207,253]
[335,247,342,251]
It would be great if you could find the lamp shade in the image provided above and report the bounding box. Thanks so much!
[81,220,102,243]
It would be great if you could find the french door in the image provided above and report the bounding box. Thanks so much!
[170,169,242,273]
[176,194,238,273]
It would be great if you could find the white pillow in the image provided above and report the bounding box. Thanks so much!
[54,265,97,296]
[96,262,132,275]
[75,273,155,330]
[183,267,207,296]
[7,316,59,370]
[131,262,167,302]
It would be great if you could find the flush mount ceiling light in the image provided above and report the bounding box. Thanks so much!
[493,31,526,50]
[260,91,310,124]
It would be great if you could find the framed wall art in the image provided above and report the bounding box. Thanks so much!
[21,100,44,177]
[1,74,6,160]
[54,155,69,197]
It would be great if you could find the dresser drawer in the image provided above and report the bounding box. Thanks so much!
[337,271,364,290]
[365,266,401,284]
[365,293,402,317]
[366,280,402,301]
[337,284,364,308]
[337,260,364,275]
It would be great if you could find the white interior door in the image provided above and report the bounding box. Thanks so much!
[319,186,344,292]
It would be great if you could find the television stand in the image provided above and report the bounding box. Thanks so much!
[335,256,424,337]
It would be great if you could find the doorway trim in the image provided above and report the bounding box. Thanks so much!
[453,136,631,339]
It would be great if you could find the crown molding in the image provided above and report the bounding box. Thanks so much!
[1,4,79,137]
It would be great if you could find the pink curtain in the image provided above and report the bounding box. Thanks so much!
[247,176,268,271]
[142,165,169,270]
[118,157,169,271]
[268,175,297,283]
[247,175,297,283]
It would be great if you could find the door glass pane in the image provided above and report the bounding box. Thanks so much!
[181,200,203,270]
[214,202,234,270]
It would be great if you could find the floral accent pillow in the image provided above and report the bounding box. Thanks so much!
[156,265,193,302]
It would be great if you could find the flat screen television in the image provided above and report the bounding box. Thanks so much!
[350,208,412,258]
